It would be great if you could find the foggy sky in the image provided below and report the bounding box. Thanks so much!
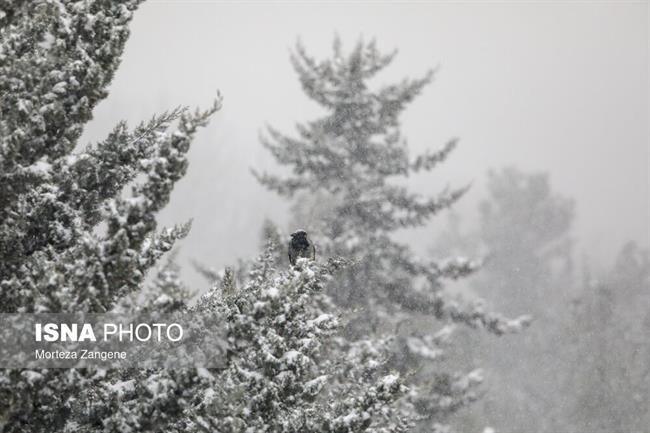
[80,1,649,288]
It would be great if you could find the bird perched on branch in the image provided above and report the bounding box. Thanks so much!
[288,230,315,266]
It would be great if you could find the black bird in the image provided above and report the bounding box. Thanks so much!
[288,230,315,266]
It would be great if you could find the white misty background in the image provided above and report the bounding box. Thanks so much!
[79,1,649,292]
[1,1,647,432]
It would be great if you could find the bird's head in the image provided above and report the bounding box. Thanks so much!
[290,229,308,240]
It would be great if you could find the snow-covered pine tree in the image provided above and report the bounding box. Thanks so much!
[0,0,221,314]
[255,38,530,430]
[0,1,219,430]
[63,243,408,432]
[186,243,409,433]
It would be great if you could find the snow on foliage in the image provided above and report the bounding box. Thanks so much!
[186,242,408,432]
[256,37,530,431]
[0,1,220,431]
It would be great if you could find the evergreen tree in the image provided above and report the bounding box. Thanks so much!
[568,243,649,433]
[256,38,529,430]
[67,245,407,432]
[0,1,220,430]
[432,168,576,433]
[476,167,575,315]
[432,168,648,433]
[0,0,221,314]
[189,245,409,433]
